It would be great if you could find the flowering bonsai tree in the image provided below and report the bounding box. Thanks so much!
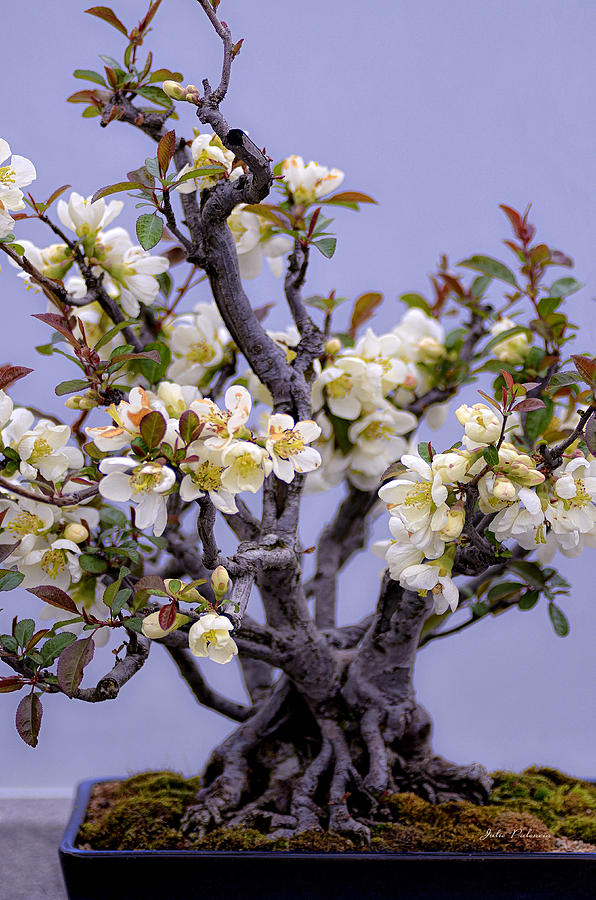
[1,0,594,842]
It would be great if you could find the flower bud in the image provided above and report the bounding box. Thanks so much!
[324,338,342,356]
[439,506,465,540]
[492,475,517,502]
[141,611,177,640]
[211,565,230,598]
[162,80,186,101]
[65,396,83,410]
[432,452,469,483]
[63,523,89,544]
[418,336,446,362]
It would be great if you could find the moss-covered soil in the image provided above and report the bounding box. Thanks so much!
[76,767,596,853]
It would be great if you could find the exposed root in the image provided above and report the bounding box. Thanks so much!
[181,688,491,842]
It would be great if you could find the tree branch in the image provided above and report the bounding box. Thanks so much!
[284,242,323,376]
[0,477,98,507]
[164,643,250,722]
[74,631,150,702]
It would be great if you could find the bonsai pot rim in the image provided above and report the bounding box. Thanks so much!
[59,778,596,900]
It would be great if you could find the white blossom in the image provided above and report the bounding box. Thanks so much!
[188,613,238,664]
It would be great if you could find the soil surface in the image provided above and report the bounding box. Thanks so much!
[76,768,596,853]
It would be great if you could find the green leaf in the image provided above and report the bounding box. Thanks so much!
[399,292,432,314]
[14,619,35,649]
[470,275,492,299]
[525,398,554,445]
[41,633,77,665]
[79,553,108,574]
[136,214,163,250]
[327,412,352,456]
[112,588,132,617]
[509,561,547,589]
[458,255,518,288]
[94,319,136,350]
[313,237,337,259]
[82,106,101,118]
[482,445,499,467]
[549,277,582,298]
[487,582,525,603]
[173,165,228,186]
[483,325,532,355]
[16,694,43,747]
[100,506,127,529]
[417,441,432,464]
[445,327,468,350]
[0,634,19,653]
[135,84,172,108]
[140,410,166,448]
[55,378,90,396]
[0,571,24,592]
[134,340,170,384]
[123,616,144,633]
[518,590,539,611]
[179,409,200,444]
[73,68,107,86]
[548,601,569,636]
[548,372,579,390]
[148,68,184,84]
[57,637,95,697]
[156,271,173,300]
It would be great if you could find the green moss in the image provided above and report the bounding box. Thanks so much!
[76,766,596,852]
[488,767,596,843]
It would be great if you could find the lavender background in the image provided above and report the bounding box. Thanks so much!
[1,0,595,793]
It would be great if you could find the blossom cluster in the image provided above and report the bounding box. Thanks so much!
[88,382,322,532]
[308,309,449,491]
[378,400,596,614]
[14,191,169,318]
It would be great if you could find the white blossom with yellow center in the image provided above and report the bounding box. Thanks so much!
[220,441,272,494]
[18,538,82,591]
[179,442,238,513]
[265,413,322,483]
[192,385,252,451]
[98,457,176,536]
[168,303,228,386]
[188,613,238,664]
[281,155,344,205]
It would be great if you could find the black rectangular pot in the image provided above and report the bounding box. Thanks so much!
[59,779,596,900]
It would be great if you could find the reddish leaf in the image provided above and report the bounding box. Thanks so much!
[585,413,596,456]
[57,637,95,698]
[27,585,79,614]
[499,204,523,236]
[253,302,274,323]
[91,182,147,204]
[179,410,200,444]
[32,313,78,347]
[135,575,167,593]
[0,677,24,694]
[16,694,43,747]
[158,602,177,631]
[104,66,118,90]
[139,0,163,32]
[323,191,376,204]
[512,398,546,413]
[85,6,128,36]
[571,355,596,386]
[66,90,102,104]
[164,246,187,267]
[349,292,383,337]
[0,542,20,564]
[0,365,33,391]
[157,130,176,177]
[45,185,72,208]
[501,369,515,393]
[140,410,166,448]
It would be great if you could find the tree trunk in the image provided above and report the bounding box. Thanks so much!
[181,580,491,842]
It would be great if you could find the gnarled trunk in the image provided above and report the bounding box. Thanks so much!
[181,579,491,842]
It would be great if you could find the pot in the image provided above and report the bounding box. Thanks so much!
[59,779,596,900]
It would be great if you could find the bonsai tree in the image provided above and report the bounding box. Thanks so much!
[0,0,594,842]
